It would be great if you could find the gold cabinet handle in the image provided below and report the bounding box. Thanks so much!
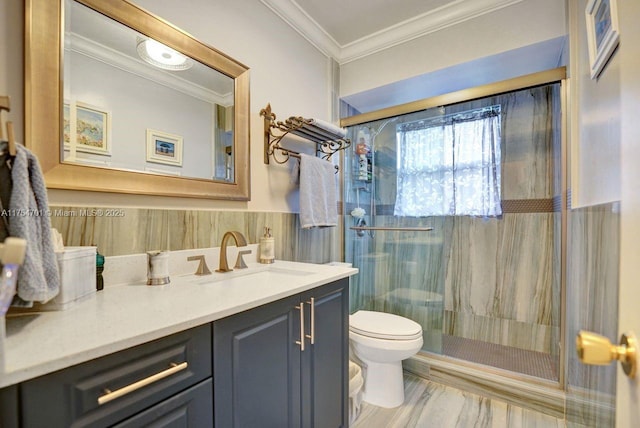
[576,331,637,378]
[295,304,305,351]
[98,362,188,405]
[305,298,315,345]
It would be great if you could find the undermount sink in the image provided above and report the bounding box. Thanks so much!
[188,264,314,286]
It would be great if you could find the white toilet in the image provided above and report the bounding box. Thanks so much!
[349,310,423,408]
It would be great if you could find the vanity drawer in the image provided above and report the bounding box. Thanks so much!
[20,324,212,428]
[112,378,213,427]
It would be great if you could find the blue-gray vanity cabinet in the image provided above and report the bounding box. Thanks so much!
[111,379,213,427]
[0,384,19,428]
[213,278,349,428]
[17,323,212,428]
[299,280,349,428]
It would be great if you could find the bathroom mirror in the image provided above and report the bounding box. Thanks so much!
[25,0,250,200]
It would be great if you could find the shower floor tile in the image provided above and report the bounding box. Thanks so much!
[442,335,558,381]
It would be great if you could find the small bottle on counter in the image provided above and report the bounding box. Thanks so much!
[259,227,275,264]
[96,247,105,291]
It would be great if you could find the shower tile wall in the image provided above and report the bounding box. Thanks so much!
[49,207,340,262]
[363,211,558,354]
[565,203,619,427]
[443,85,561,355]
[346,84,561,357]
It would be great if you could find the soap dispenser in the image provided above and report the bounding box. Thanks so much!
[259,227,275,264]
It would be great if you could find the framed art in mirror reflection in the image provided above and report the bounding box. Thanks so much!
[63,101,111,155]
[146,128,183,166]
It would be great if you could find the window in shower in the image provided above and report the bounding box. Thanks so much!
[344,81,562,382]
[395,106,502,217]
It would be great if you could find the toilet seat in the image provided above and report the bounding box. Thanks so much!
[349,310,422,340]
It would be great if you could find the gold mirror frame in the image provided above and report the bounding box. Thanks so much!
[25,0,250,200]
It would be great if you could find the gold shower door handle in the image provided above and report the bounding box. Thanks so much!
[576,330,637,378]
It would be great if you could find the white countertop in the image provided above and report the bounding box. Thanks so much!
[0,260,357,388]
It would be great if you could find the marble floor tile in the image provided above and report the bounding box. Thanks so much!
[352,373,564,428]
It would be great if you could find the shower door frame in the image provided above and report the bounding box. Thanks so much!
[341,67,568,389]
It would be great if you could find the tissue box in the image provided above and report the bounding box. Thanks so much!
[39,246,97,311]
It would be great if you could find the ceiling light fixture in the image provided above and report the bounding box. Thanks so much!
[136,37,193,71]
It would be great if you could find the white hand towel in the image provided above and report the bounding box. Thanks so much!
[308,118,347,138]
[299,154,337,229]
[8,144,60,305]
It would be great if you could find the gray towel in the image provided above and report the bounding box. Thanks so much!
[8,144,60,304]
[299,154,337,229]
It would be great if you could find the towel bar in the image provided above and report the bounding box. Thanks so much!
[271,146,339,174]
[349,226,434,232]
[260,103,350,170]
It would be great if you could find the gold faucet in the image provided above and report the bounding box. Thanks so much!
[216,231,248,273]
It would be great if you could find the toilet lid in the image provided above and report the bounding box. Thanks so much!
[349,310,422,340]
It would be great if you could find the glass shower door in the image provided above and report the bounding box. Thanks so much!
[344,121,446,354]
[343,82,562,382]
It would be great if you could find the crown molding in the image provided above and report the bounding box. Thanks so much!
[261,0,525,64]
[67,33,233,106]
[259,0,342,58]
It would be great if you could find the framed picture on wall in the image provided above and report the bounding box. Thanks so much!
[585,0,620,79]
[146,128,183,166]
[63,101,111,155]
[63,103,70,144]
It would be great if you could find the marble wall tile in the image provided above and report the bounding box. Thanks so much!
[50,207,340,263]
[551,211,563,365]
[50,208,172,255]
[500,86,557,200]
[488,214,552,323]
[376,298,444,353]
[454,208,558,352]
[349,250,390,312]
[444,310,554,353]
[348,212,558,353]
[565,203,619,427]
[444,216,500,316]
